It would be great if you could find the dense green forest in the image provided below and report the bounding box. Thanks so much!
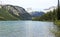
[32,8,57,21]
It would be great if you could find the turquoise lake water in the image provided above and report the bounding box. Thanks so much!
[0,21,56,37]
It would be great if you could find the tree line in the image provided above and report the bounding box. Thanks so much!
[33,6,60,21]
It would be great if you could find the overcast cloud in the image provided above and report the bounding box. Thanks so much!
[0,0,58,12]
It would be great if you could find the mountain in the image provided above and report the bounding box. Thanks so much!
[30,11,45,17]
[0,5,32,20]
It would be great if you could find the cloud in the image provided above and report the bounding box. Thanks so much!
[0,0,58,12]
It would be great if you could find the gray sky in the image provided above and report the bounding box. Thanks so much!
[0,0,58,12]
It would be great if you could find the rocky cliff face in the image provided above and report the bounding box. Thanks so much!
[0,5,32,20]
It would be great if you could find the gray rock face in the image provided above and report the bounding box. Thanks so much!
[14,6,32,20]
[2,5,32,20]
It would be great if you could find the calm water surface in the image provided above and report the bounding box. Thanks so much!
[0,21,57,37]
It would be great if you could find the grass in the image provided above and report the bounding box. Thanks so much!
[54,20,60,27]
[55,31,60,37]
[54,20,60,37]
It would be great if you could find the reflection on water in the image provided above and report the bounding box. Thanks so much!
[0,21,56,37]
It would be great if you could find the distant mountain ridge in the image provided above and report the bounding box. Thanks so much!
[30,11,45,17]
[0,5,32,20]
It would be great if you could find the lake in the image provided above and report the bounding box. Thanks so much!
[0,21,57,37]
